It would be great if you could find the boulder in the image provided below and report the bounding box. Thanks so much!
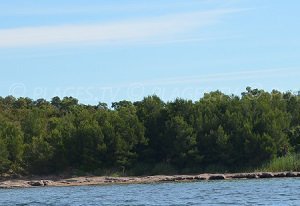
[245,173,258,179]
[42,180,54,186]
[208,175,225,180]
[27,181,44,187]
[229,173,257,179]
[286,172,297,177]
[184,176,195,181]
[173,176,185,181]
[194,176,207,180]
[273,172,286,178]
[258,172,274,178]
[162,177,176,182]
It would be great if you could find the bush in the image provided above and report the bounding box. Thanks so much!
[151,163,177,175]
[129,163,153,176]
[258,153,300,172]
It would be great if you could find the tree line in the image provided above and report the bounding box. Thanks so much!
[0,87,300,175]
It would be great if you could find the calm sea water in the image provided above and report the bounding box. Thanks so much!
[0,178,299,206]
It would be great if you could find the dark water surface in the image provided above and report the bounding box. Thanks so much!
[1,178,299,206]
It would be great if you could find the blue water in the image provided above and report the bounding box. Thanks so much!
[1,178,300,206]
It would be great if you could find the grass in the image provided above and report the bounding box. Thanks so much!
[68,155,300,178]
[258,153,300,172]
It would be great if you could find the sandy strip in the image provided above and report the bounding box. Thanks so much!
[0,172,299,189]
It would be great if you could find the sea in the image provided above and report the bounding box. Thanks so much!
[0,178,299,205]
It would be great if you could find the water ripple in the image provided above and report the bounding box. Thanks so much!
[1,178,300,206]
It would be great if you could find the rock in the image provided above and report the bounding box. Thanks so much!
[105,177,120,181]
[258,173,274,178]
[59,181,70,184]
[173,176,185,181]
[195,175,207,180]
[208,175,225,180]
[119,178,129,183]
[27,181,44,187]
[0,183,9,189]
[65,179,78,183]
[229,173,257,179]
[227,174,241,179]
[273,172,286,178]
[286,172,297,177]
[245,173,258,179]
[185,176,195,181]
[42,180,53,186]
[161,177,175,182]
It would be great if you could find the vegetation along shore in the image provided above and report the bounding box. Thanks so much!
[0,87,300,180]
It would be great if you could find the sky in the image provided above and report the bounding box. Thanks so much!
[0,0,299,105]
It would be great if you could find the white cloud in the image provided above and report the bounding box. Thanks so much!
[98,68,300,89]
[0,9,237,48]
[0,1,230,16]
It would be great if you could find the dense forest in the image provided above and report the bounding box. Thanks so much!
[0,87,300,176]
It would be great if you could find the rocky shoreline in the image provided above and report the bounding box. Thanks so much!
[1,172,299,189]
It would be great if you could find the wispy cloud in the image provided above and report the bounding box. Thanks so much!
[0,1,232,16]
[0,9,238,48]
[98,68,300,89]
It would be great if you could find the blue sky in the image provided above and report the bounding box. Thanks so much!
[0,0,299,105]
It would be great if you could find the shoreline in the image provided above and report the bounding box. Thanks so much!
[1,172,300,189]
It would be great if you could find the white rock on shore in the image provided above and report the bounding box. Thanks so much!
[0,172,299,189]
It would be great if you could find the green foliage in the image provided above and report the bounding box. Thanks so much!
[258,153,300,172]
[0,88,300,175]
[164,115,198,167]
[151,163,177,175]
[0,138,10,173]
[0,117,24,174]
[288,126,300,152]
[23,137,54,174]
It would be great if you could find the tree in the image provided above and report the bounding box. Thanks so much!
[0,117,24,172]
[288,126,300,153]
[0,88,299,175]
[106,105,146,169]
[164,115,199,168]
[72,110,106,170]
[0,138,10,173]
[134,95,166,163]
[23,136,54,174]
[112,100,133,110]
